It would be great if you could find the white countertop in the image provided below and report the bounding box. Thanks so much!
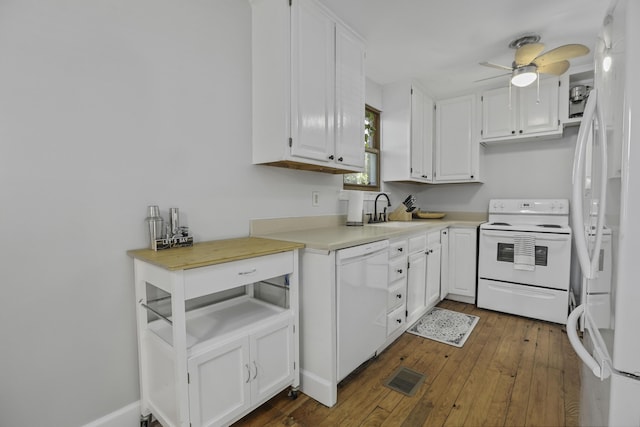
[251,218,484,252]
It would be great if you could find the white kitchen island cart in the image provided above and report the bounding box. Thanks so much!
[128,237,303,427]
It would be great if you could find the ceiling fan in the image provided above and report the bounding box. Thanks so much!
[479,34,590,87]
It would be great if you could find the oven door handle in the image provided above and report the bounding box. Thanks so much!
[481,231,569,241]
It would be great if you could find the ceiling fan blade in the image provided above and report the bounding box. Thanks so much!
[479,61,512,71]
[474,72,510,83]
[515,43,545,66]
[532,44,590,67]
[537,60,570,76]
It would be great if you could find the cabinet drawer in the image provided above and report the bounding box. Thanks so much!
[389,240,408,259]
[389,258,407,282]
[387,305,406,336]
[387,281,406,311]
[409,234,427,253]
[183,252,293,299]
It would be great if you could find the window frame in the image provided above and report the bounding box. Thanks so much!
[343,105,381,192]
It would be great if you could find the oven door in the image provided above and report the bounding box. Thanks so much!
[479,229,571,290]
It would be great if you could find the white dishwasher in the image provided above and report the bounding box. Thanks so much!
[336,239,389,382]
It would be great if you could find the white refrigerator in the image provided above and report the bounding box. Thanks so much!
[567,0,640,425]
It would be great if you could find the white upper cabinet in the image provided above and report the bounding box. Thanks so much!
[335,24,366,169]
[411,86,435,181]
[382,82,435,183]
[434,94,480,182]
[290,0,335,164]
[251,0,366,174]
[481,77,561,143]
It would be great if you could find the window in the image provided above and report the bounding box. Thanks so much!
[343,105,380,191]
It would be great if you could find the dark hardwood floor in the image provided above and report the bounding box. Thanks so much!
[232,300,581,427]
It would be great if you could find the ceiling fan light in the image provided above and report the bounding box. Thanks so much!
[603,55,612,72]
[511,65,538,87]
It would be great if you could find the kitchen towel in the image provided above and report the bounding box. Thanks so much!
[514,235,536,271]
[346,191,364,226]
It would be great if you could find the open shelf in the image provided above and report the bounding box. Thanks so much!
[147,294,288,353]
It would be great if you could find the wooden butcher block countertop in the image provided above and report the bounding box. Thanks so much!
[127,237,304,271]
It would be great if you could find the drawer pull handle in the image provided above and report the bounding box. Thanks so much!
[238,268,257,276]
[253,361,258,380]
[397,248,403,252]
[396,319,402,324]
[245,364,251,383]
[396,269,403,274]
[396,294,402,299]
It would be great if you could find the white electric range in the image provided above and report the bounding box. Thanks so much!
[477,199,572,324]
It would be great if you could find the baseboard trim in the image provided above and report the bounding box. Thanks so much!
[82,401,140,427]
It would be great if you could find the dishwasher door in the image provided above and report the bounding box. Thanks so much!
[336,240,389,382]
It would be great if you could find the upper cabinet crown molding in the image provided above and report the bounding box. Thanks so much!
[251,0,366,174]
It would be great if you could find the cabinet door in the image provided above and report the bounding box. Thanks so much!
[435,94,477,182]
[406,251,427,324]
[425,243,442,308]
[448,228,478,299]
[290,0,335,163]
[250,317,295,403]
[518,77,560,135]
[335,24,365,169]
[481,86,517,139]
[188,337,251,427]
[410,86,434,181]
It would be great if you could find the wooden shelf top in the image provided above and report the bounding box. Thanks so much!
[127,237,304,271]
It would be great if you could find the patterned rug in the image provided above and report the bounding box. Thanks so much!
[407,307,479,347]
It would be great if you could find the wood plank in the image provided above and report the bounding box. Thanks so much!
[544,324,566,426]
[361,406,392,426]
[504,319,540,426]
[444,311,508,426]
[482,314,531,426]
[562,327,581,426]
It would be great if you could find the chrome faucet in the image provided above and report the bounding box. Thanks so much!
[372,193,391,223]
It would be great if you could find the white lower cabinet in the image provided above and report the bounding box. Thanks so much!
[445,226,478,304]
[405,230,442,325]
[187,317,294,427]
[406,234,428,325]
[425,238,441,308]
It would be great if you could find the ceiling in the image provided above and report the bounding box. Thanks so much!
[318,0,610,98]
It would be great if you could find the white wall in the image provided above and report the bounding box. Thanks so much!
[0,1,342,426]
[413,127,579,213]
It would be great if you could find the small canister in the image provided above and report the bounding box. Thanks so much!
[145,205,164,249]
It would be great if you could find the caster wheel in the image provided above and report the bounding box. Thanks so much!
[140,414,152,427]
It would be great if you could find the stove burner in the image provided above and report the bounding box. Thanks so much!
[490,222,511,226]
[538,224,562,228]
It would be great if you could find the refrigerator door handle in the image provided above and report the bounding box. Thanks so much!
[567,304,611,380]
[572,89,608,279]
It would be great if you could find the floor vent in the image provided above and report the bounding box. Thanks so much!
[383,366,425,396]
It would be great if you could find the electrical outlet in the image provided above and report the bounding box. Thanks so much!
[312,191,320,207]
